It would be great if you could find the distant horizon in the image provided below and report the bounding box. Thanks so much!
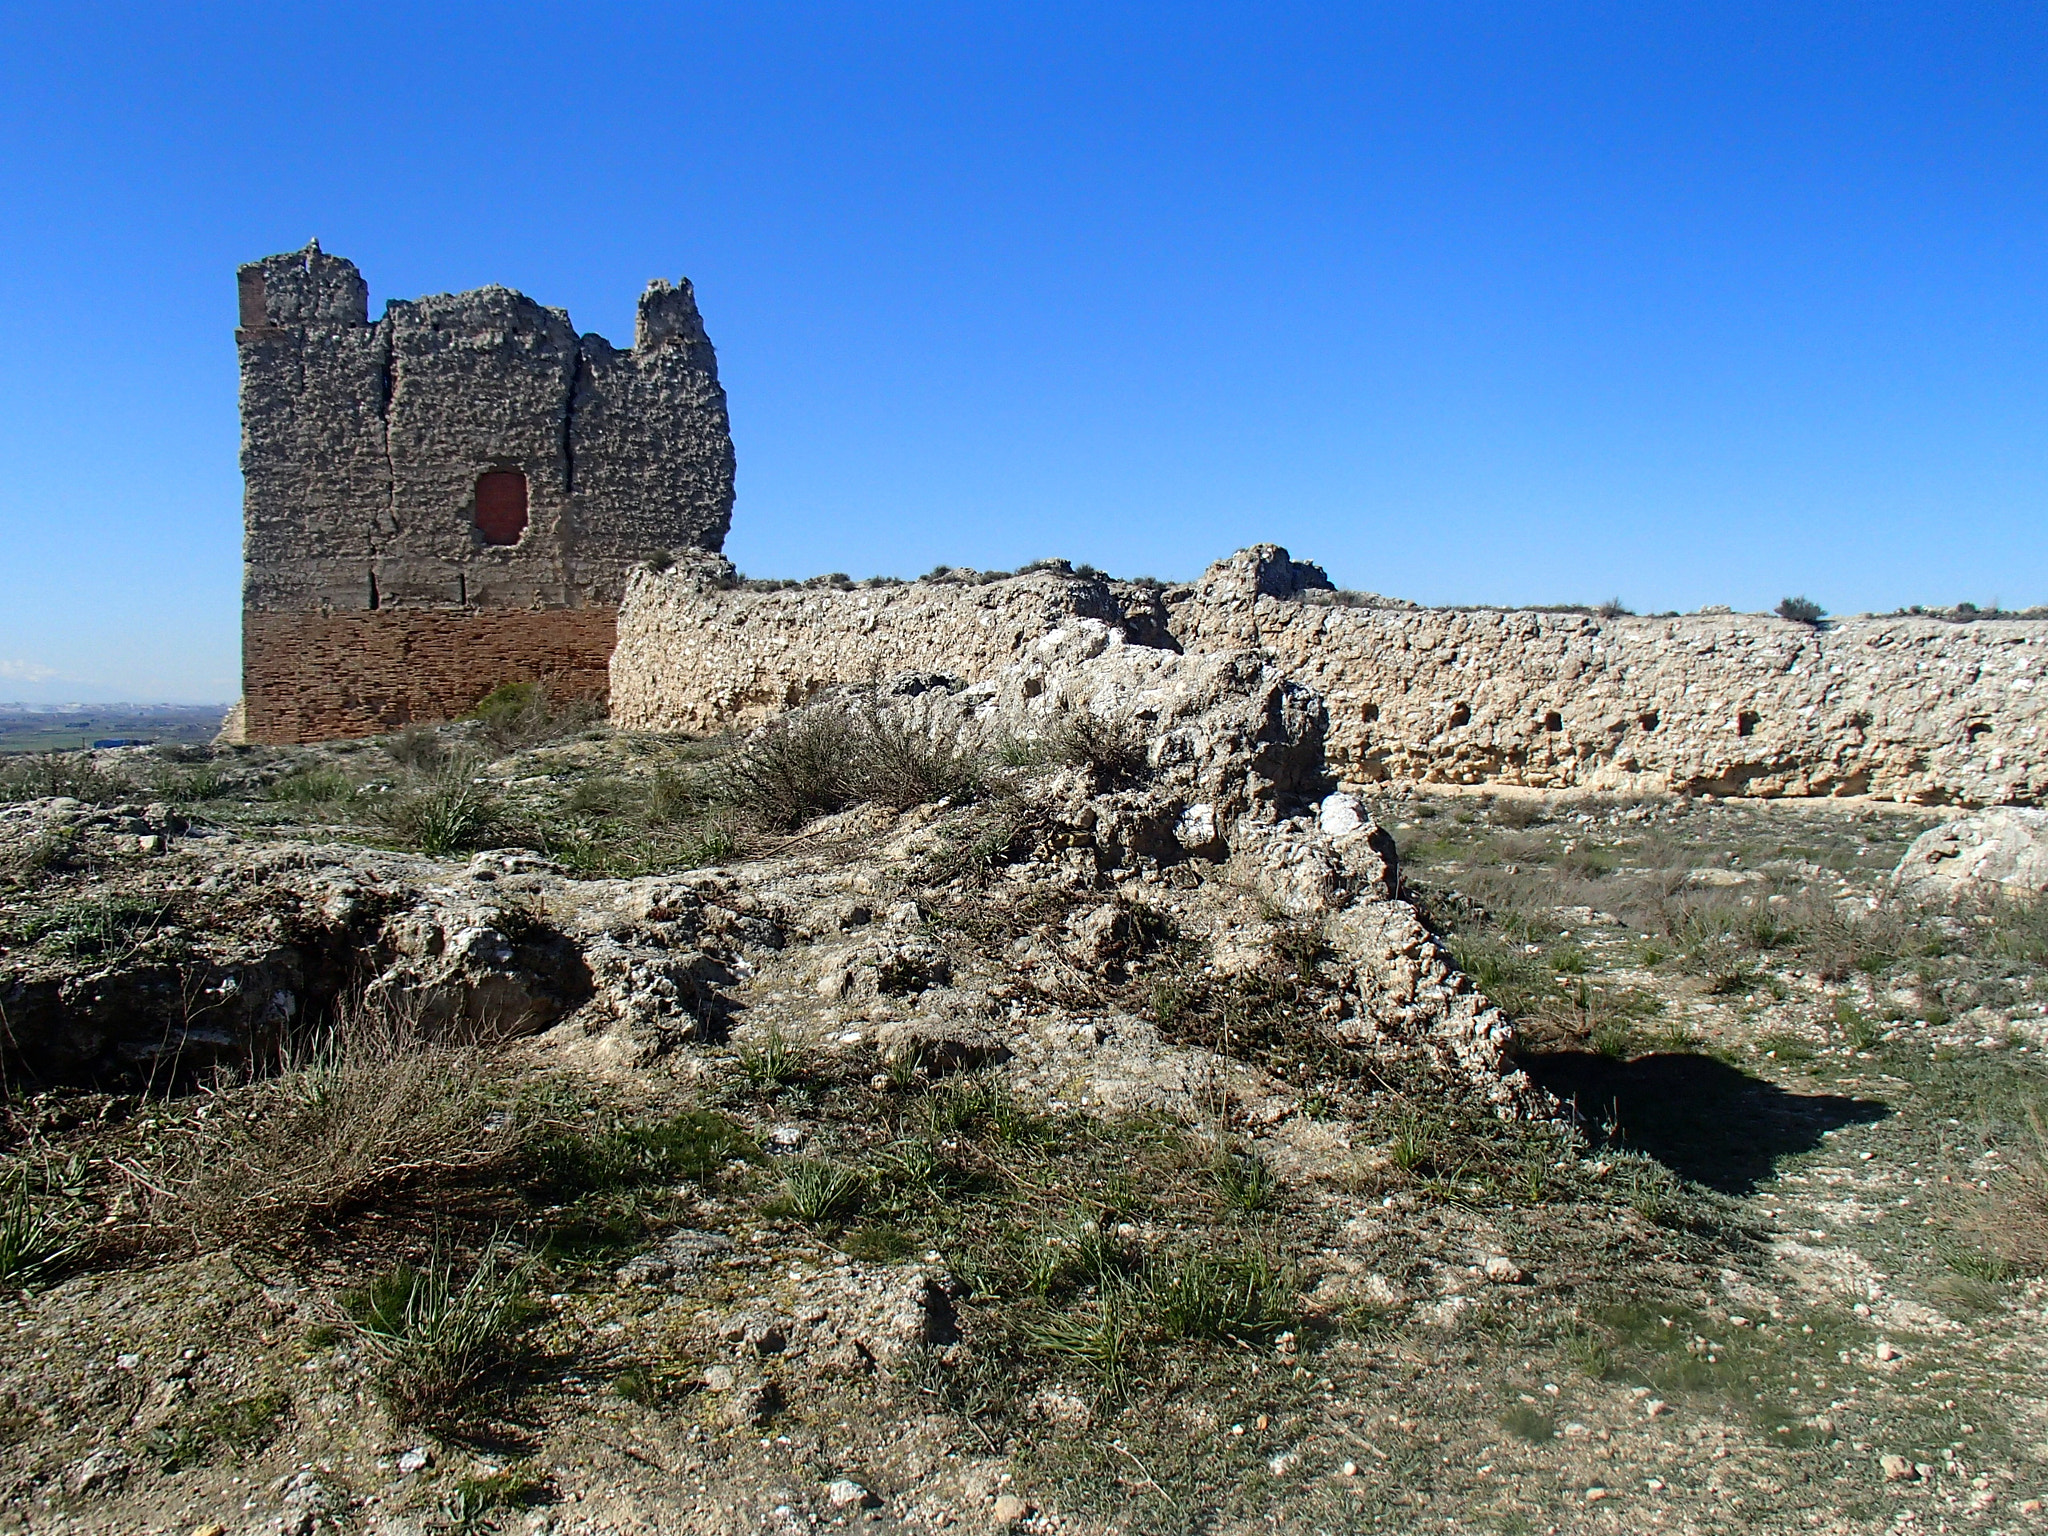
[3,5,2043,699]
[0,700,233,712]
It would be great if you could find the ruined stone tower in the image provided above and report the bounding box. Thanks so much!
[232,242,734,743]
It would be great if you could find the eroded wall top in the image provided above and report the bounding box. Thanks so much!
[611,545,2048,808]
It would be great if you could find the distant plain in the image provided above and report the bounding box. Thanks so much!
[0,706,228,754]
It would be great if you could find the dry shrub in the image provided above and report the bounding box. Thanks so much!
[381,724,449,773]
[164,1002,518,1248]
[713,700,981,831]
[1959,1105,2048,1275]
[1482,793,1550,830]
[0,753,134,806]
[1052,711,1149,786]
[467,681,603,751]
[712,707,862,829]
[854,709,982,811]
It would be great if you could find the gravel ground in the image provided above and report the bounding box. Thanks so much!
[0,731,2042,1535]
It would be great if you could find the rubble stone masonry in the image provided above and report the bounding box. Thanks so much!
[233,247,2044,804]
[612,546,2048,807]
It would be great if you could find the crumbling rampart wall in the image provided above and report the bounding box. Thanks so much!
[612,546,2048,807]
[607,555,1174,735]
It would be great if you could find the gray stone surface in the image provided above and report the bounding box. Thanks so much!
[238,242,733,617]
[735,625,1515,1097]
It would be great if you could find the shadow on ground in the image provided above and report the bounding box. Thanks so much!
[1520,1050,1889,1194]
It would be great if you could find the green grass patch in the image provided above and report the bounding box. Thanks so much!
[344,1241,540,1426]
[16,894,177,960]
[266,765,355,804]
[530,1109,756,1194]
[1147,1247,1292,1342]
[739,1028,809,1089]
[773,1160,865,1224]
[1498,1404,1556,1442]
[1754,1030,1817,1064]
[143,1391,290,1471]
[444,1467,554,1523]
[1210,1144,1278,1212]
[843,1223,918,1262]
[372,765,503,855]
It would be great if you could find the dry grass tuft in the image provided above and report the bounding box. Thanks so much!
[161,1002,519,1249]
[712,698,982,831]
[1959,1104,2048,1275]
[1052,711,1150,787]
[381,724,450,773]
[467,681,604,751]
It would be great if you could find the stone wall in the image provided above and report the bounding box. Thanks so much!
[607,554,1173,734]
[235,242,733,743]
[611,546,2048,807]
[243,609,618,744]
[1175,549,2048,805]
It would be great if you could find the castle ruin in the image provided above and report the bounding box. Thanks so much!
[226,246,2045,807]
[232,242,733,743]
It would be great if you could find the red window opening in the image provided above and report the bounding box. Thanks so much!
[475,470,529,545]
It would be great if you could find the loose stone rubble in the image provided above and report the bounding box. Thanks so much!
[0,627,1519,1108]
[858,621,1518,1094]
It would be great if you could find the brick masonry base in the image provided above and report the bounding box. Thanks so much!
[243,608,618,744]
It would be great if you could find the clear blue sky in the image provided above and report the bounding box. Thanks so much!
[1,3,2043,703]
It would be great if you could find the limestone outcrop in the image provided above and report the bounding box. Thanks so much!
[742,622,1516,1097]
[0,801,756,1086]
[1892,807,2048,900]
[613,544,2048,807]
[2,623,1522,1109]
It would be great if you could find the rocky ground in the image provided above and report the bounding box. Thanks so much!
[0,670,2043,1535]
